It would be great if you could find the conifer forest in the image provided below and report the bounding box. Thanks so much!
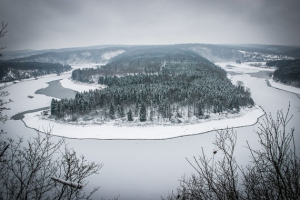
[51,46,254,123]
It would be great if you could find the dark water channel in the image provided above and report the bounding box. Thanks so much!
[35,80,77,99]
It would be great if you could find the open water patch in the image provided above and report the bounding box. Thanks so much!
[35,80,77,99]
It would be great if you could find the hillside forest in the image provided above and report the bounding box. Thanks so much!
[0,61,71,82]
[267,60,300,88]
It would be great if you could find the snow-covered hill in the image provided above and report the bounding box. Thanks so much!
[8,48,125,65]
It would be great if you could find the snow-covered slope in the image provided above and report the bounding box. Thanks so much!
[9,49,125,65]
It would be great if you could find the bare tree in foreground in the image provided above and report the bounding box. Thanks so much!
[0,131,103,200]
[164,105,300,200]
[0,84,12,123]
[0,78,110,200]
[0,20,8,56]
[0,20,116,200]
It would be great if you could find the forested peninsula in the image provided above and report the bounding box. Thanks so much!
[50,46,254,125]
[267,60,300,88]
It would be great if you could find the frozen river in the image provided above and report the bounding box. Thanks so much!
[1,63,300,199]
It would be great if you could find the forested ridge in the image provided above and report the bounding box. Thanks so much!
[267,59,300,87]
[71,46,214,83]
[0,61,71,82]
[51,47,254,124]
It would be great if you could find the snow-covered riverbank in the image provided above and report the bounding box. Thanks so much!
[22,106,264,140]
[268,79,300,95]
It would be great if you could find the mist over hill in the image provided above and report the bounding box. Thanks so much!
[3,44,298,64]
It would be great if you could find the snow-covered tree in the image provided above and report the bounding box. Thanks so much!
[109,102,115,119]
[127,109,133,121]
[139,103,147,122]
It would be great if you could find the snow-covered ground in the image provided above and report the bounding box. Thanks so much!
[23,106,264,140]
[60,78,106,93]
[216,62,275,73]
[101,50,124,60]
[71,63,105,70]
[268,79,300,95]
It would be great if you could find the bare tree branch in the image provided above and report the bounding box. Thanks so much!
[163,105,300,200]
[0,20,8,56]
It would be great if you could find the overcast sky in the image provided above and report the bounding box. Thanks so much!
[1,0,299,51]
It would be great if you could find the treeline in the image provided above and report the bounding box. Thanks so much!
[71,66,123,83]
[267,60,300,87]
[0,61,72,82]
[51,62,254,123]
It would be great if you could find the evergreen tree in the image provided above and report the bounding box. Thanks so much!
[109,103,115,119]
[127,109,133,121]
[139,103,147,122]
[198,104,203,117]
[116,104,121,118]
[150,109,154,121]
[134,102,139,117]
[120,105,125,118]
[51,99,56,115]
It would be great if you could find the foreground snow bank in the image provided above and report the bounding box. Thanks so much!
[23,106,264,140]
[268,79,300,95]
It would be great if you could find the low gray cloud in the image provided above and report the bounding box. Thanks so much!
[1,0,299,50]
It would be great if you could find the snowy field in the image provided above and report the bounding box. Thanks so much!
[60,78,106,93]
[216,62,275,73]
[101,50,124,60]
[23,106,264,140]
[71,63,105,69]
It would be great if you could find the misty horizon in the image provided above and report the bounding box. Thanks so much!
[1,0,300,51]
